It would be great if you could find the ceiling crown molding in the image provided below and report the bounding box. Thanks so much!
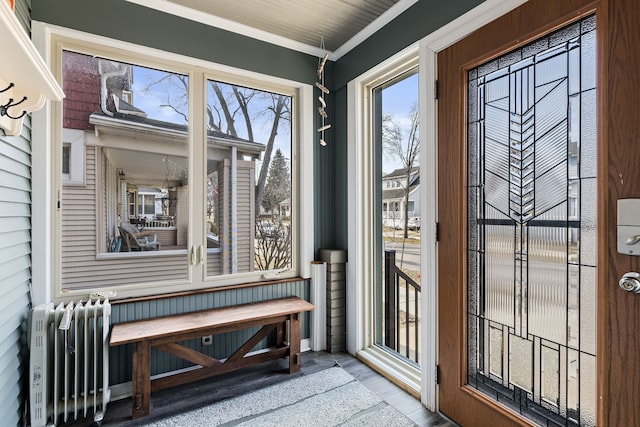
[125,0,418,61]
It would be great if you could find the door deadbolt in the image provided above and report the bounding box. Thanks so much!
[619,272,640,293]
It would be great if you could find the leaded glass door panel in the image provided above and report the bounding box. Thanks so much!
[467,15,596,425]
[437,1,600,426]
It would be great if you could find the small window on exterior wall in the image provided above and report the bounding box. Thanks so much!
[62,144,70,175]
[61,128,85,185]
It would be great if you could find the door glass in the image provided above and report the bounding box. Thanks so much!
[205,80,292,277]
[373,70,421,364]
[467,16,596,426]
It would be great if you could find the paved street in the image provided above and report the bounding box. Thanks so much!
[384,242,421,272]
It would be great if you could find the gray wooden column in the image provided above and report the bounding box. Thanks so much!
[318,249,347,353]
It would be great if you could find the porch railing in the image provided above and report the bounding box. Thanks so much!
[384,249,421,363]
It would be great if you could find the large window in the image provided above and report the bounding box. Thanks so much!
[372,70,421,365]
[346,51,424,395]
[204,79,293,277]
[40,32,310,300]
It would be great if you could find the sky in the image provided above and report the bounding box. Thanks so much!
[380,72,419,174]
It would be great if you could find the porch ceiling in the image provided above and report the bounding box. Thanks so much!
[127,0,417,57]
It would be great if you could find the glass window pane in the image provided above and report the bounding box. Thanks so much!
[62,144,70,174]
[373,70,421,365]
[60,50,189,291]
[205,80,292,276]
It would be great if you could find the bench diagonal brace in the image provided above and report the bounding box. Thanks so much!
[226,323,279,363]
[156,342,222,367]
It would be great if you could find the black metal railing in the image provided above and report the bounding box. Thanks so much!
[384,249,421,363]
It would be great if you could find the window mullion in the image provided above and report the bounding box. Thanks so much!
[190,71,207,286]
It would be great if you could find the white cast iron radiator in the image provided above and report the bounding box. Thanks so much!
[29,299,111,426]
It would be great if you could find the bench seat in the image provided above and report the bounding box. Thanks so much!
[110,296,315,419]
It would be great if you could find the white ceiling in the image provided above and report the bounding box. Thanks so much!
[127,0,418,59]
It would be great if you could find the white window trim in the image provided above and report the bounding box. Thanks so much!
[31,22,314,304]
[346,0,529,412]
[346,43,421,397]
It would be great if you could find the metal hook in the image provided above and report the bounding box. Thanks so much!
[0,90,28,120]
[0,82,15,94]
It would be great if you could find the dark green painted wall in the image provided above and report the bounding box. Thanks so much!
[334,0,484,89]
[31,0,319,85]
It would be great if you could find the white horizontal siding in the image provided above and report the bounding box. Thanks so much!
[0,153,30,177]
[0,169,31,192]
[237,165,252,272]
[0,241,30,268]
[0,216,30,233]
[0,202,30,218]
[207,251,222,276]
[61,145,188,290]
[0,105,33,423]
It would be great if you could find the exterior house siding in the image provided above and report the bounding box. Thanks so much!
[0,83,33,427]
[0,1,33,424]
[216,158,256,275]
[236,160,255,273]
[61,146,188,290]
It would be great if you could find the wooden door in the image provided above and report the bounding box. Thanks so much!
[433,0,639,425]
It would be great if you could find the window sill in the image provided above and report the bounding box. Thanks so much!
[96,249,187,260]
[356,345,421,398]
[108,276,308,305]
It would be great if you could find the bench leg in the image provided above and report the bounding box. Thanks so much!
[276,322,285,347]
[289,312,301,373]
[132,342,151,419]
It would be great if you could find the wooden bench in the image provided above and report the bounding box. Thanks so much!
[109,296,315,419]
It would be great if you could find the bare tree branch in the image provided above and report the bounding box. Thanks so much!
[210,81,238,137]
[160,102,188,123]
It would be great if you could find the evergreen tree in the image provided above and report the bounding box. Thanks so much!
[262,149,291,215]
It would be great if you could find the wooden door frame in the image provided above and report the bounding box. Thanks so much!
[437,0,606,425]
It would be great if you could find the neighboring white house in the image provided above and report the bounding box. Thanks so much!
[382,167,419,229]
[279,197,291,218]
